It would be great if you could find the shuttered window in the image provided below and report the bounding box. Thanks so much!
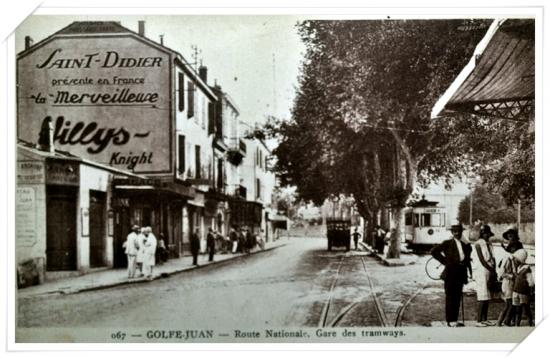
[178,73,184,112]
[178,135,185,174]
[187,81,194,118]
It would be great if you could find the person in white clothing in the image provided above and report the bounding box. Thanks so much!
[472,225,496,327]
[141,226,157,280]
[122,225,141,279]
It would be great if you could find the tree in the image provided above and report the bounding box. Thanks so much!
[267,20,489,258]
[458,184,535,224]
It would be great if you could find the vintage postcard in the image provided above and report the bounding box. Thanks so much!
[10,6,541,346]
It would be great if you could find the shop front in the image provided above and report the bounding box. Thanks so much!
[228,198,263,233]
[17,144,146,286]
[112,177,194,268]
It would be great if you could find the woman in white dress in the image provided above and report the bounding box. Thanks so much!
[472,224,496,327]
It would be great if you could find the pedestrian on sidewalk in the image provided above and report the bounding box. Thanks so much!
[246,229,255,253]
[229,227,238,254]
[207,228,216,262]
[472,225,497,327]
[256,229,266,251]
[122,224,141,279]
[431,222,472,327]
[496,247,518,326]
[374,225,386,254]
[141,227,157,280]
[191,228,201,266]
[238,228,246,253]
[352,227,361,250]
[511,249,534,326]
[156,233,168,265]
[384,228,395,254]
[136,227,146,277]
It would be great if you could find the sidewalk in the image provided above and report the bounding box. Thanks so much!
[18,240,287,299]
[359,241,418,266]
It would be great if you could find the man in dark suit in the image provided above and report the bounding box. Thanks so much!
[431,222,472,327]
[190,229,201,266]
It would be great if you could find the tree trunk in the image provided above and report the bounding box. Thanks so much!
[386,128,419,259]
[387,206,403,258]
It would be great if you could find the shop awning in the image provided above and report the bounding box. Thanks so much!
[113,177,195,199]
[431,18,534,121]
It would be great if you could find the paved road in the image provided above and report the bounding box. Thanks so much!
[17,237,534,330]
[18,238,383,329]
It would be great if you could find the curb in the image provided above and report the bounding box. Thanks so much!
[358,242,418,266]
[21,243,287,298]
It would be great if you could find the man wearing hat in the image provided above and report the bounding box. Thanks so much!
[431,222,472,327]
[123,224,141,279]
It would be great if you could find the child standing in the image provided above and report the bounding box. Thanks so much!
[512,249,534,326]
[497,251,516,326]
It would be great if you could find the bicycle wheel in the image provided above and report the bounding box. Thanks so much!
[425,256,444,280]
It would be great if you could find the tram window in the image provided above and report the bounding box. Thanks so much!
[431,214,442,227]
[421,213,431,227]
[414,214,419,227]
[405,213,413,226]
[441,214,446,227]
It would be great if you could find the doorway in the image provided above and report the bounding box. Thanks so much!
[89,190,106,268]
[46,186,77,271]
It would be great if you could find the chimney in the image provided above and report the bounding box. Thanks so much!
[24,36,33,49]
[138,21,145,37]
[159,34,164,46]
[199,65,207,83]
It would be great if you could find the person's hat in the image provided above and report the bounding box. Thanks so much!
[502,225,519,240]
[513,248,528,264]
[480,224,495,237]
[449,220,463,231]
[131,224,140,230]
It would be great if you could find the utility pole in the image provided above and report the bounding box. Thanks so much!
[517,198,521,227]
[469,192,473,227]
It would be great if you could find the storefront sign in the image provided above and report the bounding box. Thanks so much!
[46,160,79,186]
[16,187,37,246]
[17,161,45,184]
[17,34,171,173]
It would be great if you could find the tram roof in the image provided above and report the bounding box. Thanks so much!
[431,18,534,122]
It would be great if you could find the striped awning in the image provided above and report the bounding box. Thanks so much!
[431,18,534,121]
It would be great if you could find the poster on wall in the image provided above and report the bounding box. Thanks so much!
[17,22,172,174]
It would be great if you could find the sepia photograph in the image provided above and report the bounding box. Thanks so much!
[12,9,538,345]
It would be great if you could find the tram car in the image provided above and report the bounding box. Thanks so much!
[326,219,351,251]
[404,199,448,253]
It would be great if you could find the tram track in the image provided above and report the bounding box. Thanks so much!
[317,253,430,328]
[318,255,387,328]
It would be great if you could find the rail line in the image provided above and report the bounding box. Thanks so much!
[318,254,431,328]
[318,256,345,328]
[318,255,388,328]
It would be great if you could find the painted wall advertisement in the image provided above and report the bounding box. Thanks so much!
[17,35,172,173]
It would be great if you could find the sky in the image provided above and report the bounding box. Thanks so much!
[15,15,306,129]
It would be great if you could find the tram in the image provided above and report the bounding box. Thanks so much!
[404,199,448,252]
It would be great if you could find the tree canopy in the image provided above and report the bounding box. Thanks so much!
[268,20,489,210]
[457,184,534,224]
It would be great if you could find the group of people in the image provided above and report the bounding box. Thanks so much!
[228,227,266,255]
[125,225,266,273]
[122,225,158,280]
[431,223,534,327]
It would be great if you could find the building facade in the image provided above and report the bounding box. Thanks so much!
[16,20,278,286]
